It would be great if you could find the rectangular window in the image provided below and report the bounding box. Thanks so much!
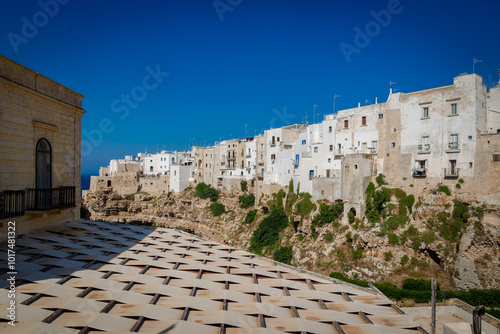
[329,145,333,151]
[372,141,377,154]
[361,116,366,126]
[493,154,500,162]
[329,126,332,133]
[450,134,458,150]
[422,136,430,152]
[391,142,396,149]
[451,103,457,115]
[362,142,367,152]
[314,147,318,153]
[328,158,331,163]
[302,140,306,145]
[344,120,348,128]
[423,107,429,118]
[378,114,383,119]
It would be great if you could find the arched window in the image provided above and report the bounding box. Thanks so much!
[36,138,51,189]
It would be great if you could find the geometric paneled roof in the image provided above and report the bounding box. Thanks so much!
[0,219,425,333]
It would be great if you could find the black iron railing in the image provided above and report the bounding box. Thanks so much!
[0,190,26,219]
[443,168,460,179]
[26,187,75,211]
[0,187,75,218]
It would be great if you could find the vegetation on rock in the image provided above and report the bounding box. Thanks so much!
[195,182,220,202]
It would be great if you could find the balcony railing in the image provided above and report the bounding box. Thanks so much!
[0,190,25,219]
[26,187,76,211]
[412,168,427,178]
[0,186,75,218]
[446,142,460,152]
[444,168,460,179]
[417,144,431,153]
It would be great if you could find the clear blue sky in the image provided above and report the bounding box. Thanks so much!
[1,0,499,174]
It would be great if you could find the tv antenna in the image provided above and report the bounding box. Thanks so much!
[473,57,482,74]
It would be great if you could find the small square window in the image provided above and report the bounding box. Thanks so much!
[378,114,383,119]
[393,128,397,133]
[468,136,472,140]
[391,142,396,149]
[355,165,358,169]
[328,158,331,163]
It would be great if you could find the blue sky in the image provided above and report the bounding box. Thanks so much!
[1,0,499,174]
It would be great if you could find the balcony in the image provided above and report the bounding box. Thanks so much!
[26,187,76,211]
[412,168,427,178]
[335,149,345,157]
[0,190,25,219]
[1,186,75,219]
[444,168,460,179]
[417,144,431,154]
[446,142,460,153]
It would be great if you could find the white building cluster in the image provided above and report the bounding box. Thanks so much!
[91,73,500,217]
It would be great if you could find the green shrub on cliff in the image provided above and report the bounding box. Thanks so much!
[209,202,225,216]
[195,182,219,202]
[249,208,288,254]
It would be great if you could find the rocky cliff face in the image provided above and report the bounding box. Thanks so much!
[82,184,500,290]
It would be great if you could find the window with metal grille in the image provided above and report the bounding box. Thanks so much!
[493,154,500,162]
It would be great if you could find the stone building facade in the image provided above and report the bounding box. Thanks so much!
[0,55,85,237]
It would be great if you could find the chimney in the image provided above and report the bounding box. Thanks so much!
[375,97,378,104]
[358,102,361,107]
[390,87,393,95]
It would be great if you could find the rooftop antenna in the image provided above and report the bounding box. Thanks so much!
[245,124,247,139]
[313,105,318,123]
[365,99,372,105]
[333,94,340,114]
[473,57,482,74]
[389,81,396,95]
[304,112,308,124]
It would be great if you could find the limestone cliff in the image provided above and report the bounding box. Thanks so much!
[82,183,500,290]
